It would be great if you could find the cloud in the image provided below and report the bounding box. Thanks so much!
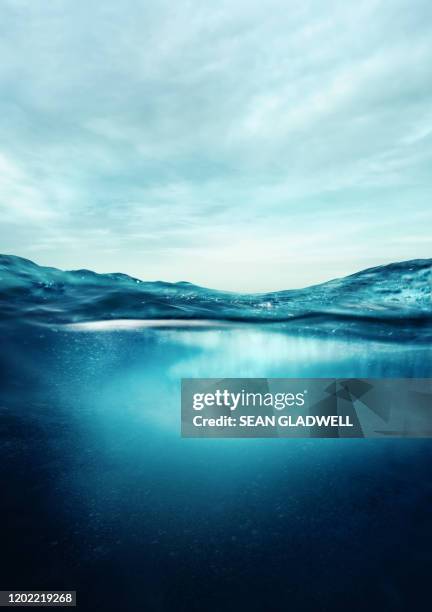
[0,152,61,220]
[0,0,431,290]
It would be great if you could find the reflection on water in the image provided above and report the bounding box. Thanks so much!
[1,325,431,611]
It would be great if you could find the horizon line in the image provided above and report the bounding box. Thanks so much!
[1,252,430,297]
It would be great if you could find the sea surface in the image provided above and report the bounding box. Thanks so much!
[0,255,431,611]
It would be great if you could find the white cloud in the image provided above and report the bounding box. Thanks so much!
[0,152,60,220]
[0,0,431,290]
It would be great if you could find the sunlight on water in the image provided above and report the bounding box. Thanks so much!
[44,326,431,437]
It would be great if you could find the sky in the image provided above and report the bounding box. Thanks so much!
[0,0,431,292]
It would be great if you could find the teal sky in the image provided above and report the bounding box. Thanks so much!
[1,0,431,291]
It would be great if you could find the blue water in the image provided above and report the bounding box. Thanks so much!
[1,254,431,333]
[0,255,431,610]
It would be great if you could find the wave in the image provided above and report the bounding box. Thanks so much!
[0,254,431,338]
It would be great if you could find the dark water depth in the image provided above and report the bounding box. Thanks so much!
[1,323,431,611]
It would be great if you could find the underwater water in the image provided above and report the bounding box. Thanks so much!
[0,255,431,611]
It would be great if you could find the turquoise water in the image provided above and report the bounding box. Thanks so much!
[1,254,431,610]
[1,255,431,332]
[1,323,431,611]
